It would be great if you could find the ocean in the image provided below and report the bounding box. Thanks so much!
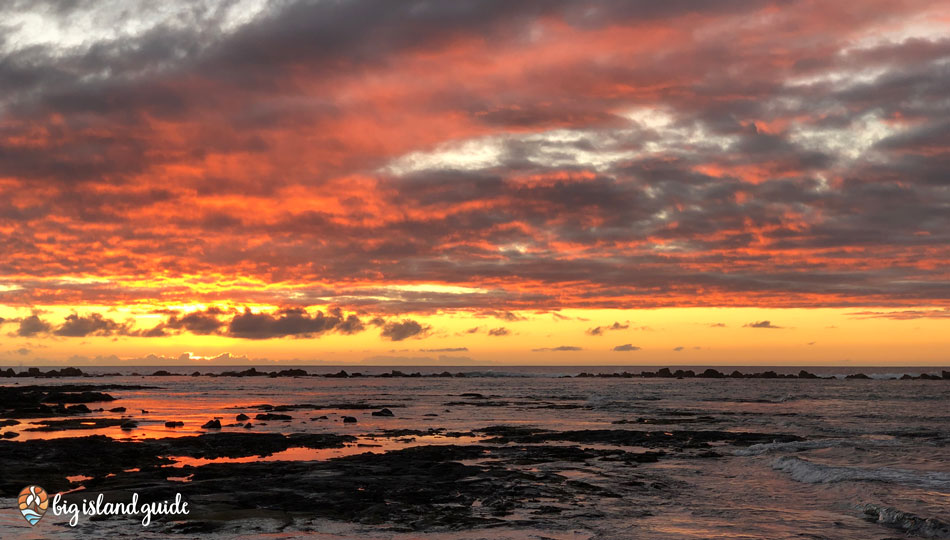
[1,366,947,539]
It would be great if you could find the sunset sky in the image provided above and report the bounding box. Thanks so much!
[1,1,949,366]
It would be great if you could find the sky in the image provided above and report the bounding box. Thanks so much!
[1,0,949,366]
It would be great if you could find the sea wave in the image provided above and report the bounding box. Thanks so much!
[860,503,950,538]
[772,456,950,490]
[735,438,901,456]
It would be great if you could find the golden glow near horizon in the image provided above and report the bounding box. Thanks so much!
[2,305,947,366]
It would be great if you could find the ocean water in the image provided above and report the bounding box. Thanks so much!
[1,366,948,539]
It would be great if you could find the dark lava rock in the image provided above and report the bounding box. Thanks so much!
[165,421,185,428]
[120,421,138,430]
[151,370,175,376]
[371,408,395,417]
[255,413,292,421]
[26,418,127,432]
[846,373,871,380]
[479,427,804,449]
[109,407,127,412]
[201,419,222,429]
[244,423,253,429]
[235,414,249,421]
[342,416,358,423]
[0,420,20,427]
[43,391,116,403]
[1,431,18,439]
[798,370,819,379]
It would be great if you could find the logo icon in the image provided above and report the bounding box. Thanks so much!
[17,485,48,526]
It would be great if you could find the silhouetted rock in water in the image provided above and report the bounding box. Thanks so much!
[943,371,950,380]
[901,374,914,380]
[26,418,127,432]
[1,367,84,378]
[273,369,308,377]
[0,385,149,419]
[202,419,222,429]
[798,370,819,379]
[243,423,253,429]
[673,370,695,378]
[371,408,395,417]
[1,432,17,439]
[255,413,292,421]
[657,368,673,377]
[478,426,804,449]
[325,370,349,378]
[120,420,138,430]
[0,420,19,427]
[109,407,126,412]
[424,413,439,417]
[151,370,175,376]
[235,414,249,421]
[699,369,724,378]
[846,373,871,379]
[342,416,358,423]
[165,421,185,428]
[219,368,267,377]
[44,391,115,403]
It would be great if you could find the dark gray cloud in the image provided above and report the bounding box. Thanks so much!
[488,327,510,336]
[16,315,52,337]
[744,320,781,329]
[165,308,227,335]
[227,308,365,339]
[380,319,430,341]
[420,347,469,352]
[54,313,128,337]
[531,345,583,352]
[612,344,640,351]
[586,321,629,335]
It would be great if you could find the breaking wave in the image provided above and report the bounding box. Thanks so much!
[772,456,950,490]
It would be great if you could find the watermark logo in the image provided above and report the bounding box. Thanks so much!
[17,485,48,526]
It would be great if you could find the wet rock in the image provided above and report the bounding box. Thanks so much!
[27,418,127,432]
[0,419,20,427]
[255,413,292,421]
[243,423,253,429]
[342,416,358,423]
[479,427,804,449]
[44,391,116,403]
[2,431,18,439]
[165,421,185,428]
[109,407,127,412]
[846,373,871,379]
[371,408,395,417]
[120,420,138,430]
[798,370,819,379]
[235,414,249,421]
[861,503,950,538]
[202,419,222,429]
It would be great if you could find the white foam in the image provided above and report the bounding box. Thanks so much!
[773,456,950,490]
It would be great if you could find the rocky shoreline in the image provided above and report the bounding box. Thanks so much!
[0,425,802,533]
[3,366,949,380]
